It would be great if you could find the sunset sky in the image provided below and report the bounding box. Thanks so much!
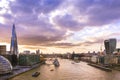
[0,0,120,53]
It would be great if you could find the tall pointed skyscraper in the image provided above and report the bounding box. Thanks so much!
[10,24,18,55]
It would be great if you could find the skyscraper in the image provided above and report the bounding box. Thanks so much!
[10,24,18,55]
[104,38,116,54]
[10,24,18,66]
[104,38,116,65]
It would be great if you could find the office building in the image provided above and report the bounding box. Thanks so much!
[10,24,18,66]
[0,55,13,74]
[0,45,6,55]
[104,38,117,65]
[23,50,30,54]
[10,24,18,55]
[104,38,116,54]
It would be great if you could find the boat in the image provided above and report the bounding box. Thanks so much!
[74,57,80,63]
[71,62,75,64]
[53,58,60,67]
[50,69,54,71]
[32,72,40,77]
[74,60,80,63]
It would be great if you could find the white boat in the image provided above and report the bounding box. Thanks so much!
[53,58,60,67]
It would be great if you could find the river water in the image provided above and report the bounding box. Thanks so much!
[10,58,120,80]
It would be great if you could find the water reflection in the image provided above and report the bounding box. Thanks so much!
[10,59,120,80]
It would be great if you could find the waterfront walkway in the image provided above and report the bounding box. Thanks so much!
[0,63,40,80]
[88,63,112,72]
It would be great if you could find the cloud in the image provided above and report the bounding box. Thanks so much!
[51,0,120,32]
[10,0,63,14]
[0,23,11,39]
[21,45,47,50]
[53,14,85,31]
[0,0,67,47]
[1,0,120,53]
[19,34,66,45]
[74,0,120,26]
[46,42,81,48]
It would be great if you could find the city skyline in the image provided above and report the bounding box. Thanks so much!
[0,0,120,53]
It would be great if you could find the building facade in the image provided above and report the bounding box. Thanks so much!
[10,24,18,66]
[104,38,116,54]
[104,38,117,65]
[10,24,18,55]
[0,45,6,55]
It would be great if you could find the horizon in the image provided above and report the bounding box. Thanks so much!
[0,0,120,53]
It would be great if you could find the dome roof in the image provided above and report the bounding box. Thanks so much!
[0,56,13,74]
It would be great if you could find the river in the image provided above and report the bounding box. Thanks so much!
[10,58,120,80]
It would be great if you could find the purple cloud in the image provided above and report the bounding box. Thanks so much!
[10,0,63,14]
[54,14,85,31]
[74,0,120,26]
[1,0,120,51]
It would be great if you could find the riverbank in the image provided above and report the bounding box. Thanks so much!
[88,63,112,72]
[0,62,44,80]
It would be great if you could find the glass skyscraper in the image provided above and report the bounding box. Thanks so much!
[10,24,18,66]
[104,38,116,54]
[10,24,18,55]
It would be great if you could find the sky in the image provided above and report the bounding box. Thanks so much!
[0,0,120,53]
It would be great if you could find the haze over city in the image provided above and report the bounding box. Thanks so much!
[0,0,120,53]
